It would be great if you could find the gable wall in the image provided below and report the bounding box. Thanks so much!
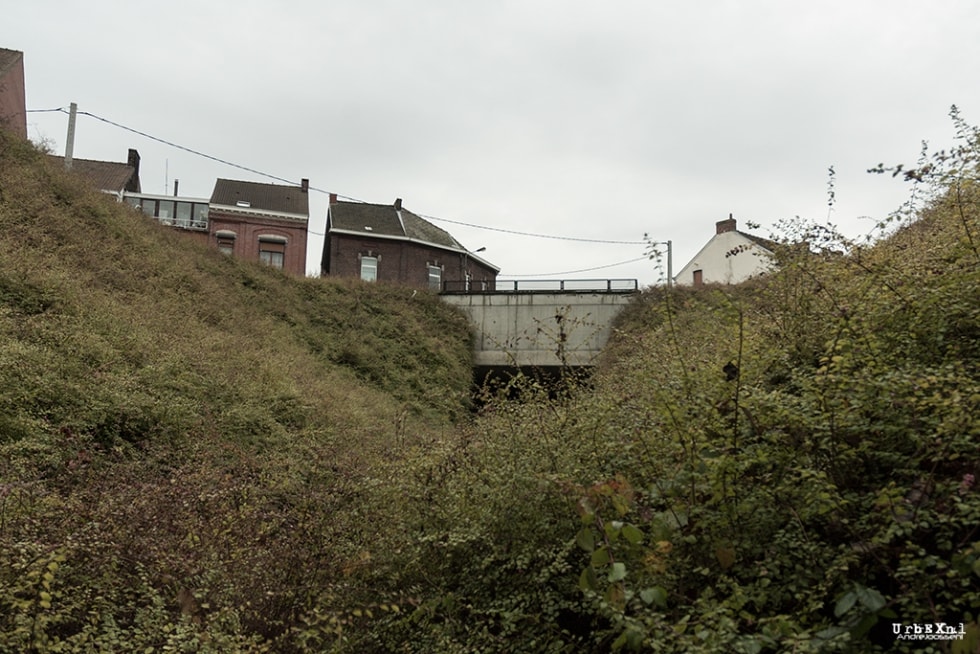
[675,231,773,286]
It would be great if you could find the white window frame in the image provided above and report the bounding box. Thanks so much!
[360,255,378,282]
[428,264,442,291]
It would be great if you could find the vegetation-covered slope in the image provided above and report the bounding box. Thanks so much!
[0,132,475,651]
[2,111,979,654]
[331,118,980,653]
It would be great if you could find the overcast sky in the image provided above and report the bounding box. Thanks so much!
[8,1,980,284]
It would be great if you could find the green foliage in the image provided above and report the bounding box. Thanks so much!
[329,109,980,652]
[2,113,980,653]
[0,131,473,649]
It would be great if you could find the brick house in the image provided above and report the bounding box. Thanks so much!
[675,215,774,287]
[0,48,26,139]
[204,179,310,276]
[321,197,498,291]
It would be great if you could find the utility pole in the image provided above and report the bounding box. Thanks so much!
[650,239,673,288]
[64,102,77,170]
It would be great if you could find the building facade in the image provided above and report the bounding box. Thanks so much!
[204,179,310,276]
[675,216,774,287]
[322,197,498,291]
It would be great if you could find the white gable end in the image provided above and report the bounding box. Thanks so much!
[676,223,773,286]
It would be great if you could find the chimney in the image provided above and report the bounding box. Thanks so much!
[716,213,737,234]
[394,198,402,210]
[329,192,337,204]
[125,148,142,193]
[300,178,309,193]
[173,179,179,196]
[127,149,141,176]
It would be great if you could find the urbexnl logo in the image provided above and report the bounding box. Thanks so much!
[892,622,966,641]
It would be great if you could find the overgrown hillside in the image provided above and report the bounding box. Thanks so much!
[3,115,980,654]
[0,132,475,651]
[321,116,980,653]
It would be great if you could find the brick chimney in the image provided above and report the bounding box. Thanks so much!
[329,193,337,204]
[126,148,141,193]
[394,198,402,210]
[716,213,737,234]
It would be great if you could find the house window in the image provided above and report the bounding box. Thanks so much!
[157,200,175,224]
[360,256,378,282]
[193,204,209,229]
[257,235,287,269]
[215,229,237,255]
[175,202,193,227]
[464,271,472,292]
[259,249,284,269]
[428,265,442,291]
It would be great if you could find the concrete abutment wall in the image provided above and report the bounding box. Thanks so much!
[440,291,636,368]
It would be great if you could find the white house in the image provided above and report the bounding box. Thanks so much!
[675,216,774,286]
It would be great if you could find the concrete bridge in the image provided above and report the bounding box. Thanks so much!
[440,279,639,368]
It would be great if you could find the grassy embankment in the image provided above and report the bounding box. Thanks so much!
[3,113,980,653]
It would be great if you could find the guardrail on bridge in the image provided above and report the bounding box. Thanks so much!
[441,278,638,294]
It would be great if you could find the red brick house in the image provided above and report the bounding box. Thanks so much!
[0,48,26,139]
[321,197,498,291]
[205,179,310,276]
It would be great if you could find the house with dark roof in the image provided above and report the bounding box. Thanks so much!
[675,216,774,286]
[322,197,499,291]
[205,178,310,276]
[47,149,142,197]
[0,48,26,139]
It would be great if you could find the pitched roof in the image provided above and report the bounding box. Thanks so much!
[46,155,139,194]
[329,200,466,251]
[0,48,23,76]
[210,179,309,218]
[737,229,776,253]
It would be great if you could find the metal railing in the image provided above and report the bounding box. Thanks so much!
[441,278,638,294]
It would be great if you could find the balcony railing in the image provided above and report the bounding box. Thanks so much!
[123,193,210,231]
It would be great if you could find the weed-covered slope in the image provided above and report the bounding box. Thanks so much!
[336,128,980,653]
[0,133,473,651]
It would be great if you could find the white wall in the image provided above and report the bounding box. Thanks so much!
[675,231,773,286]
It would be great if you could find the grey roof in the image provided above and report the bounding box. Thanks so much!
[210,179,309,217]
[0,48,22,76]
[47,155,138,194]
[329,200,466,251]
[737,230,776,253]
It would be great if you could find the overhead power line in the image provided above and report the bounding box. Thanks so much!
[500,256,649,278]
[417,213,647,244]
[30,106,648,247]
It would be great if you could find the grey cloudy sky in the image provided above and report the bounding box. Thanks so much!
[8,1,980,284]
